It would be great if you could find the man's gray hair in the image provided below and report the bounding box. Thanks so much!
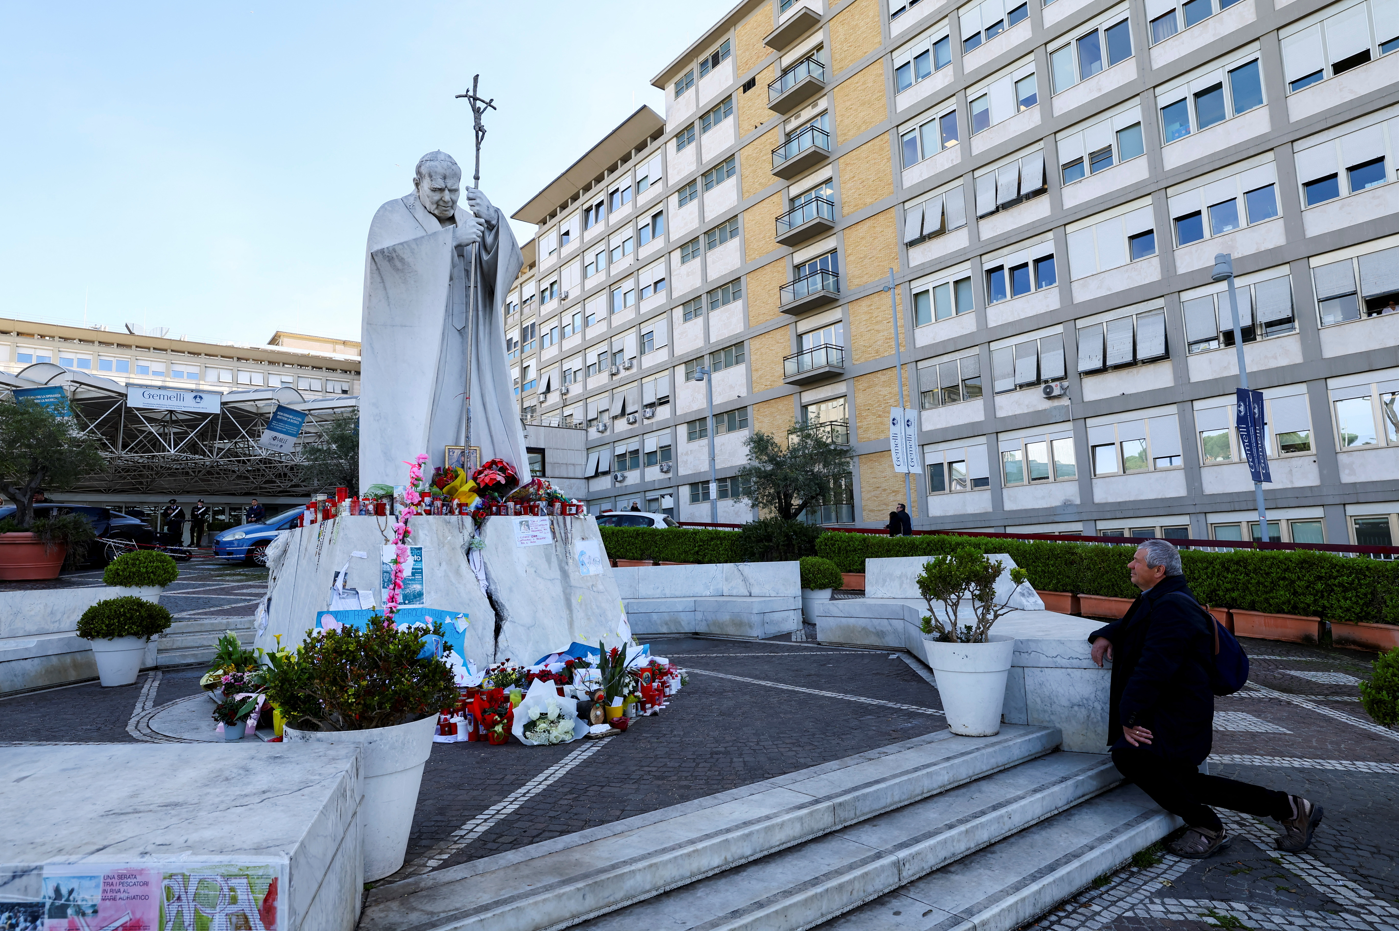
[1140,539,1183,576]
[415,150,461,180]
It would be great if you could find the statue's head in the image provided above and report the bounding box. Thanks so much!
[413,151,462,220]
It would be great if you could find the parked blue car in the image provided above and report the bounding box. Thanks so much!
[212,507,304,565]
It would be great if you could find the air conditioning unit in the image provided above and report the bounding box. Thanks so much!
[559,385,570,396]
[596,422,608,433]
[659,462,672,474]
[610,366,621,376]
[626,413,638,425]
[613,472,627,483]
[622,359,635,370]
[1042,381,1070,399]
[642,407,655,419]
[537,393,548,403]
[561,291,570,300]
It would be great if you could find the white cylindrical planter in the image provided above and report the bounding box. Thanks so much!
[800,588,831,625]
[88,636,148,687]
[925,635,1017,737]
[283,713,437,881]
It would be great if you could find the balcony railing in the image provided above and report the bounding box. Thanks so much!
[793,418,850,444]
[783,344,845,379]
[775,197,835,236]
[771,125,831,171]
[780,268,840,307]
[768,56,826,105]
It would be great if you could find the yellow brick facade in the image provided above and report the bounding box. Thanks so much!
[848,289,906,364]
[830,0,883,74]
[752,396,795,441]
[838,137,893,217]
[859,451,920,521]
[832,61,887,142]
[737,65,776,139]
[740,126,781,201]
[750,326,792,393]
[745,193,783,264]
[841,208,898,290]
[745,259,789,328]
[852,367,913,440]
[736,4,774,75]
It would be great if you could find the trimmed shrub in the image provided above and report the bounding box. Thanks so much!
[814,532,1399,624]
[1360,647,1399,727]
[799,556,843,591]
[77,596,173,641]
[737,518,823,562]
[103,550,180,588]
[598,526,742,565]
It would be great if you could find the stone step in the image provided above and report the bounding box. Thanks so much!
[156,618,254,659]
[570,752,1119,931]
[359,726,1063,931]
[814,784,1178,931]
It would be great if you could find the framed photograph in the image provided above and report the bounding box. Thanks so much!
[445,446,481,473]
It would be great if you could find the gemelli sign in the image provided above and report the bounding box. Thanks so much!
[125,385,222,414]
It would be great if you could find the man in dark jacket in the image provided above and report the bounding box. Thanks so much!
[1090,539,1321,858]
[886,503,913,536]
[189,499,211,548]
[245,499,266,525]
[160,499,185,547]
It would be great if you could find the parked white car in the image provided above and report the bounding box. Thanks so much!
[595,511,679,528]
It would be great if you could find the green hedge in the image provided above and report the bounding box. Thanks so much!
[814,532,1399,625]
[598,526,743,565]
[103,550,179,588]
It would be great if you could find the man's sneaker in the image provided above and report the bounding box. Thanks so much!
[1167,825,1232,859]
[1276,795,1323,853]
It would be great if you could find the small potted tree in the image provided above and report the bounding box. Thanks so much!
[264,617,458,881]
[0,396,105,579]
[917,547,1028,737]
[799,556,843,624]
[76,596,173,687]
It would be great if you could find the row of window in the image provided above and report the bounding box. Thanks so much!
[5,349,348,392]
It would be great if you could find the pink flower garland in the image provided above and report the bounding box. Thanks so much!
[384,454,431,621]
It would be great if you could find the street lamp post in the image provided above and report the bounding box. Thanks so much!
[694,365,719,525]
[1213,253,1271,542]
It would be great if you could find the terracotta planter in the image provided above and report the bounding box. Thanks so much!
[1329,620,1399,653]
[841,573,865,592]
[614,559,650,567]
[1036,591,1079,615]
[0,533,68,581]
[1078,594,1135,620]
[1231,609,1321,645]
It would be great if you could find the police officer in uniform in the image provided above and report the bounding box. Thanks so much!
[161,499,186,547]
[190,499,211,548]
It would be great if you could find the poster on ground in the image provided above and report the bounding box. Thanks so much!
[39,861,282,931]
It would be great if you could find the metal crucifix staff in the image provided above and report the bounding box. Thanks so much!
[454,75,496,460]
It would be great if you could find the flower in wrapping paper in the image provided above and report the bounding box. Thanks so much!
[471,458,519,500]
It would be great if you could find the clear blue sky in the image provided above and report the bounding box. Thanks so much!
[0,1,733,346]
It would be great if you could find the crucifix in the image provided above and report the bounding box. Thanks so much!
[453,74,496,459]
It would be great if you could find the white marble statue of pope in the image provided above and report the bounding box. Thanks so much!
[358,150,527,490]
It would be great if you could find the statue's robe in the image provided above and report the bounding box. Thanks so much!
[358,192,526,489]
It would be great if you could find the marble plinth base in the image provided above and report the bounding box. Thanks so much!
[255,515,623,668]
[813,556,1108,753]
[0,743,363,931]
[0,586,162,695]
[613,563,802,639]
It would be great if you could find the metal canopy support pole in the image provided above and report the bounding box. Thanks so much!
[1219,254,1270,543]
[887,269,912,518]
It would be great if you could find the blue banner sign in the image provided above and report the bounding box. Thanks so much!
[1235,387,1272,484]
[13,386,69,415]
[257,403,308,453]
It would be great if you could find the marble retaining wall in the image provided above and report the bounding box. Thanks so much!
[614,562,803,639]
[0,586,163,695]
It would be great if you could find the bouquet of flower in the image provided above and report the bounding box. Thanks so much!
[471,458,519,501]
[485,661,527,691]
[476,688,513,744]
[523,699,575,744]
[212,695,258,726]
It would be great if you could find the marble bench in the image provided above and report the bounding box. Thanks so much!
[812,555,1111,753]
[0,585,163,695]
[613,563,803,640]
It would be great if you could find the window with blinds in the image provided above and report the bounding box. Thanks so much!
[918,354,983,408]
[1077,308,1168,373]
[1280,0,1399,94]
[1087,413,1184,475]
[991,333,1065,393]
[973,149,1047,217]
[904,184,969,245]
[1313,244,1399,324]
[1183,274,1294,351]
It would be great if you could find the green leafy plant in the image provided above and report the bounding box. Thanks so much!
[0,398,106,529]
[597,641,632,706]
[1131,842,1164,869]
[260,617,457,731]
[103,550,179,588]
[799,556,844,591]
[211,695,259,726]
[734,421,853,521]
[200,631,262,689]
[917,547,1029,643]
[738,518,823,562]
[76,596,173,641]
[1360,647,1399,727]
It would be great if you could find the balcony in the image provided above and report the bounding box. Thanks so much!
[771,125,831,179]
[793,418,851,444]
[779,268,840,315]
[784,346,846,386]
[765,3,822,51]
[775,196,836,247]
[768,56,827,114]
